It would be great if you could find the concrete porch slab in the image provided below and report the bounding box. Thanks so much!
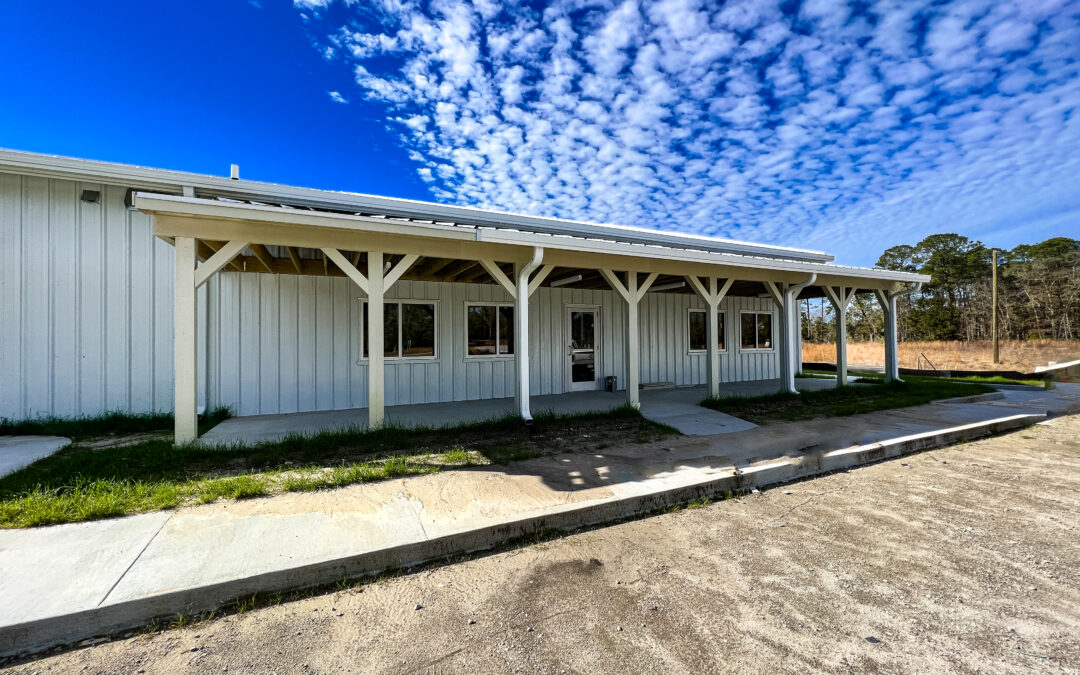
[199,378,853,445]
[0,436,71,478]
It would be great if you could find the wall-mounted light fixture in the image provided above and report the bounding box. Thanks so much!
[80,189,100,203]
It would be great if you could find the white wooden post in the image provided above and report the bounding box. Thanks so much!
[686,276,734,398]
[367,251,385,428]
[600,269,657,409]
[481,251,543,421]
[174,236,198,443]
[825,286,855,385]
[627,272,641,408]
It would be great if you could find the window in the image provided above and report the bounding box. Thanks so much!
[467,303,514,356]
[740,311,773,350]
[688,310,726,352]
[363,301,436,359]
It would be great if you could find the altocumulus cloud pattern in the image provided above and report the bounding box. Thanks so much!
[297,0,1080,264]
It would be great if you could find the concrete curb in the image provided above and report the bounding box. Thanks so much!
[0,411,1045,659]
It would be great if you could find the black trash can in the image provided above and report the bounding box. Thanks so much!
[604,375,617,392]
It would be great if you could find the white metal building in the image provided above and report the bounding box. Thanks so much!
[0,149,928,441]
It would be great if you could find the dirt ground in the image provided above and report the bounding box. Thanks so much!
[803,339,1078,372]
[7,415,1080,674]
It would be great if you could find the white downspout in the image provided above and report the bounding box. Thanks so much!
[782,273,817,394]
[886,282,922,382]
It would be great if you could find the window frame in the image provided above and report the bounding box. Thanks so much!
[464,301,516,360]
[738,310,776,352]
[686,308,727,354]
[360,299,439,361]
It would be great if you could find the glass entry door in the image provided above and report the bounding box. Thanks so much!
[567,308,599,391]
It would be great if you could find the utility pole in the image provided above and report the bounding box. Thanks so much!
[992,248,999,364]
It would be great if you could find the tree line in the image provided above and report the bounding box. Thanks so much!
[801,234,1080,343]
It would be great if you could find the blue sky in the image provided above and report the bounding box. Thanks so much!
[1,1,1078,266]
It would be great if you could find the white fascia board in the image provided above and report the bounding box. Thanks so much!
[136,192,929,285]
[0,147,833,263]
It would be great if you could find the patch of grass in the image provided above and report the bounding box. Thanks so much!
[702,377,995,424]
[0,407,231,441]
[170,613,193,630]
[948,374,1049,387]
[439,448,473,465]
[0,406,676,528]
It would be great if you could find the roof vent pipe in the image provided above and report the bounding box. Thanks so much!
[230,164,240,180]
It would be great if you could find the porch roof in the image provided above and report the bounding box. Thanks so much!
[135,191,929,295]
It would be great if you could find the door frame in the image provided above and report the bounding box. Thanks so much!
[564,304,602,392]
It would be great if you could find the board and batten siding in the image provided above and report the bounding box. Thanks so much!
[0,171,781,420]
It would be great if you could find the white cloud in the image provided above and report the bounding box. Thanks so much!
[327,91,348,104]
[299,0,1080,264]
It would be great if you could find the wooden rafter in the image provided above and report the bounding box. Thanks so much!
[443,260,478,281]
[285,246,303,274]
[249,244,277,274]
[419,257,456,279]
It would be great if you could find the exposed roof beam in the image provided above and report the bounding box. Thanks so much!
[285,246,303,274]
[249,244,276,274]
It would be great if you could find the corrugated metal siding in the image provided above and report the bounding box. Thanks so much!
[0,171,781,420]
[0,175,177,420]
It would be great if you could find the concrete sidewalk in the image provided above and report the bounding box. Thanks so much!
[2,384,1078,657]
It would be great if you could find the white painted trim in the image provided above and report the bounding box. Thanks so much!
[738,309,777,352]
[359,299,440,362]
[463,301,516,359]
[565,305,602,393]
[686,308,727,354]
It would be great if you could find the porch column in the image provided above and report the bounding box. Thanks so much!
[481,252,549,422]
[174,237,198,443]
[324,248,417,429]
[875,283,921,382]
[824,286,856,385]
[600,269,658,409]
[367,251,386,427]
[686,276,734,398]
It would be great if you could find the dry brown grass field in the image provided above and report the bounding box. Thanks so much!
[803,339,1079,372]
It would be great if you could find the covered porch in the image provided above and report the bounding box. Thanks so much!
[133,191,926,444]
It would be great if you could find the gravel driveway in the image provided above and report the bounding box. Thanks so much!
[7,415,1079,674]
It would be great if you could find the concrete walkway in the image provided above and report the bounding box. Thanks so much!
[200,378,848,444]
[2,384,1077,656]
[0,436,70,478]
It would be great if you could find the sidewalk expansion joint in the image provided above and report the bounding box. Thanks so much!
[96,513,172,608]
